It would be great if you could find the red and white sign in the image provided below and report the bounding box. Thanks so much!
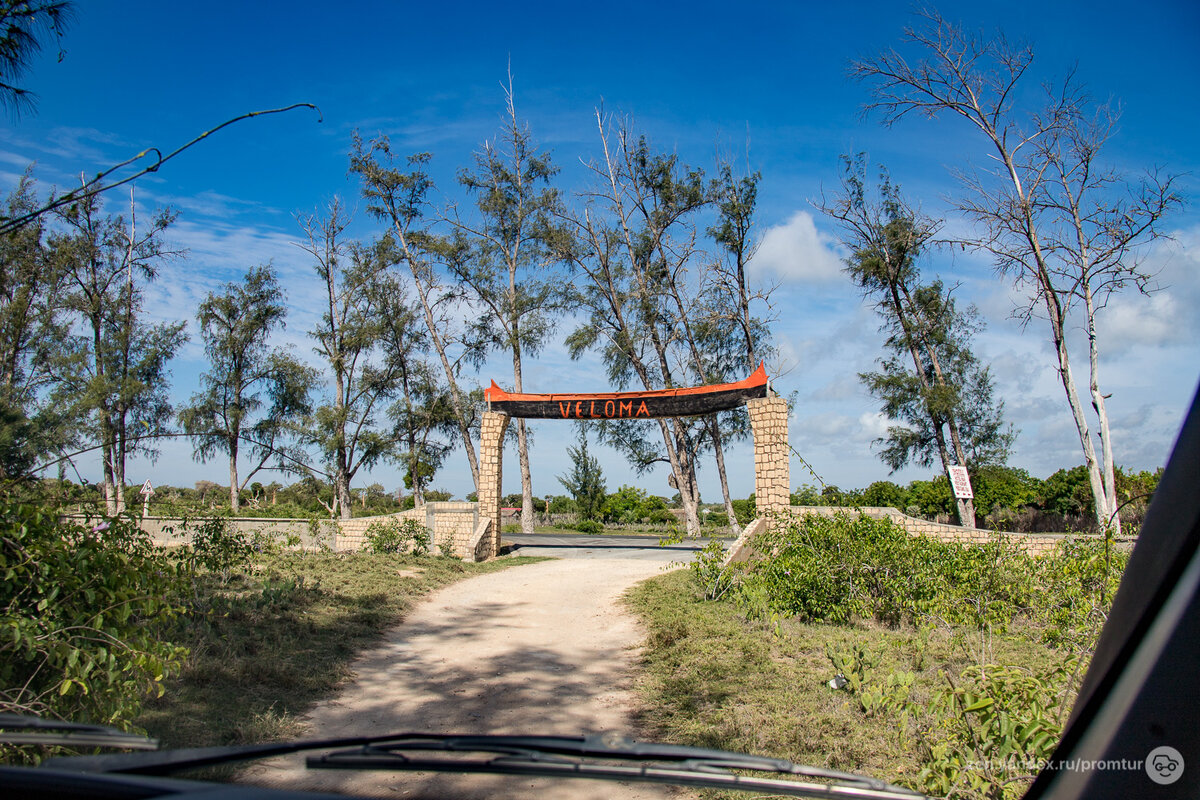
[948,466,973,499]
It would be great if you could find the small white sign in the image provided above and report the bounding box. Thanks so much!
[140,479,155,497]
[948,466,973,499]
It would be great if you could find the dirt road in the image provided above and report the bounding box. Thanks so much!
[243,545,692,799]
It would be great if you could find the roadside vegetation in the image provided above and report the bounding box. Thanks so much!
[629,511,1127,799]
[0,501,542,763]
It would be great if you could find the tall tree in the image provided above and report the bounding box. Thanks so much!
[296,200,401,519]
[0,171,67,479]
[555,114,712,535]
[696,159,781,532]
[52,190,186,513]
[377,277,456,506]
[821,157,1012,526]
[852,9,1181,534]
[449,78,562,533]
[350,137,482,492]
[707,159,775,375]
[178,264,315,512]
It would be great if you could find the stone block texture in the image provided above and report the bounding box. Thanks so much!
[478,411,511,559]
[748,396,790,513]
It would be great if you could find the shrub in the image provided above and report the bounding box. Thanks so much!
[574,519,603,535]
[916,661,1075,798]
[181,516,254,574]
[646,509,674,525]
[737,512,1034,629]
[0,504,187,744]
[364,517,431,555]
[690,538,736,600]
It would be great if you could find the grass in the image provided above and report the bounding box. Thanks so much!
[136,550,546,749]
[626,569,1067,795]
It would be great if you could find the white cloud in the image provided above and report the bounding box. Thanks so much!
[749,210,844,284]
[1100,292,1188,353]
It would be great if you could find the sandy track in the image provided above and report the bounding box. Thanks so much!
[242,553,690,799]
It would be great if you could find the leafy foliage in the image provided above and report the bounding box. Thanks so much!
[556,430,606,522]
[0,504,186,744]
[735,512,1125,644]
[178,264,314,511]
[363,517,431,555]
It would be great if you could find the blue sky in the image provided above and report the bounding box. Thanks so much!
[4,0,1199,502]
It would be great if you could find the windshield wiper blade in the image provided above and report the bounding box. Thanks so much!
[306,733,925,800]
[0,714,158,750]
[47,731,924,799]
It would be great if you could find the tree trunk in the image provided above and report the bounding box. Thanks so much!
[335,469,353,520]
[708,416,742,535]
[512,343,535,534]
[1085,286,1121,535]
[667,418,702,536]
[392,232,481,492]
[1039,276,1111,533]
[229,434,240,512]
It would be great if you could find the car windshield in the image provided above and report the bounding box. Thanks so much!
[2,3,1197,800]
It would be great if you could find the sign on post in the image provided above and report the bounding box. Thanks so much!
[948,466,973,499]
[140,480,154,518]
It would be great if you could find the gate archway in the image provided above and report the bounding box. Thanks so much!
[474,365,789,559]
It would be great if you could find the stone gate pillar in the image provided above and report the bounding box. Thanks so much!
[748,395,790,514]
[478,411,510,558]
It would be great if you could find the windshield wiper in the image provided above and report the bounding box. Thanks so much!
[0,714,158,750]
[47,730,924,799]
[309,732,925,799]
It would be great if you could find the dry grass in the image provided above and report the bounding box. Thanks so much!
[137,550,546,749]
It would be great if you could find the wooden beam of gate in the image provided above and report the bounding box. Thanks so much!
[484,364,768,420]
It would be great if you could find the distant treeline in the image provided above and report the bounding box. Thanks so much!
[788,464,1161,534]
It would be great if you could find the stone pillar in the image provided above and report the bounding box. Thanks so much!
[478,411,510,559]
[748,396,790,515]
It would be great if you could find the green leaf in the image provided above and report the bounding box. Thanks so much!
[963,697,994,713]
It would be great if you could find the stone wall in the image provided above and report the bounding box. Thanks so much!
[723,505,1134,563]
[101,501,484,559]
[335,507,425,551]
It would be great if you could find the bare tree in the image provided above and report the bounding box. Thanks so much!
[852,9,1181,534]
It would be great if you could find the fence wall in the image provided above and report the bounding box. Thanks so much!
[75,501,483,559]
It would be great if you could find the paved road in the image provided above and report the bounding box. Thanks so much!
[504,532,708,561]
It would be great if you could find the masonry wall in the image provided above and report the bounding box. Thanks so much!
[780,506,1134,555]
[477,411,510,560]
[748,396,790,513]
[102,501,483,559]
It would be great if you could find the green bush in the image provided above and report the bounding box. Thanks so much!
[916,661,1075,798]
[363,517,431,555]
[574,519,603,535]
[737,512,1035,629]
[180,516,255,574]
[0,504,187,745]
